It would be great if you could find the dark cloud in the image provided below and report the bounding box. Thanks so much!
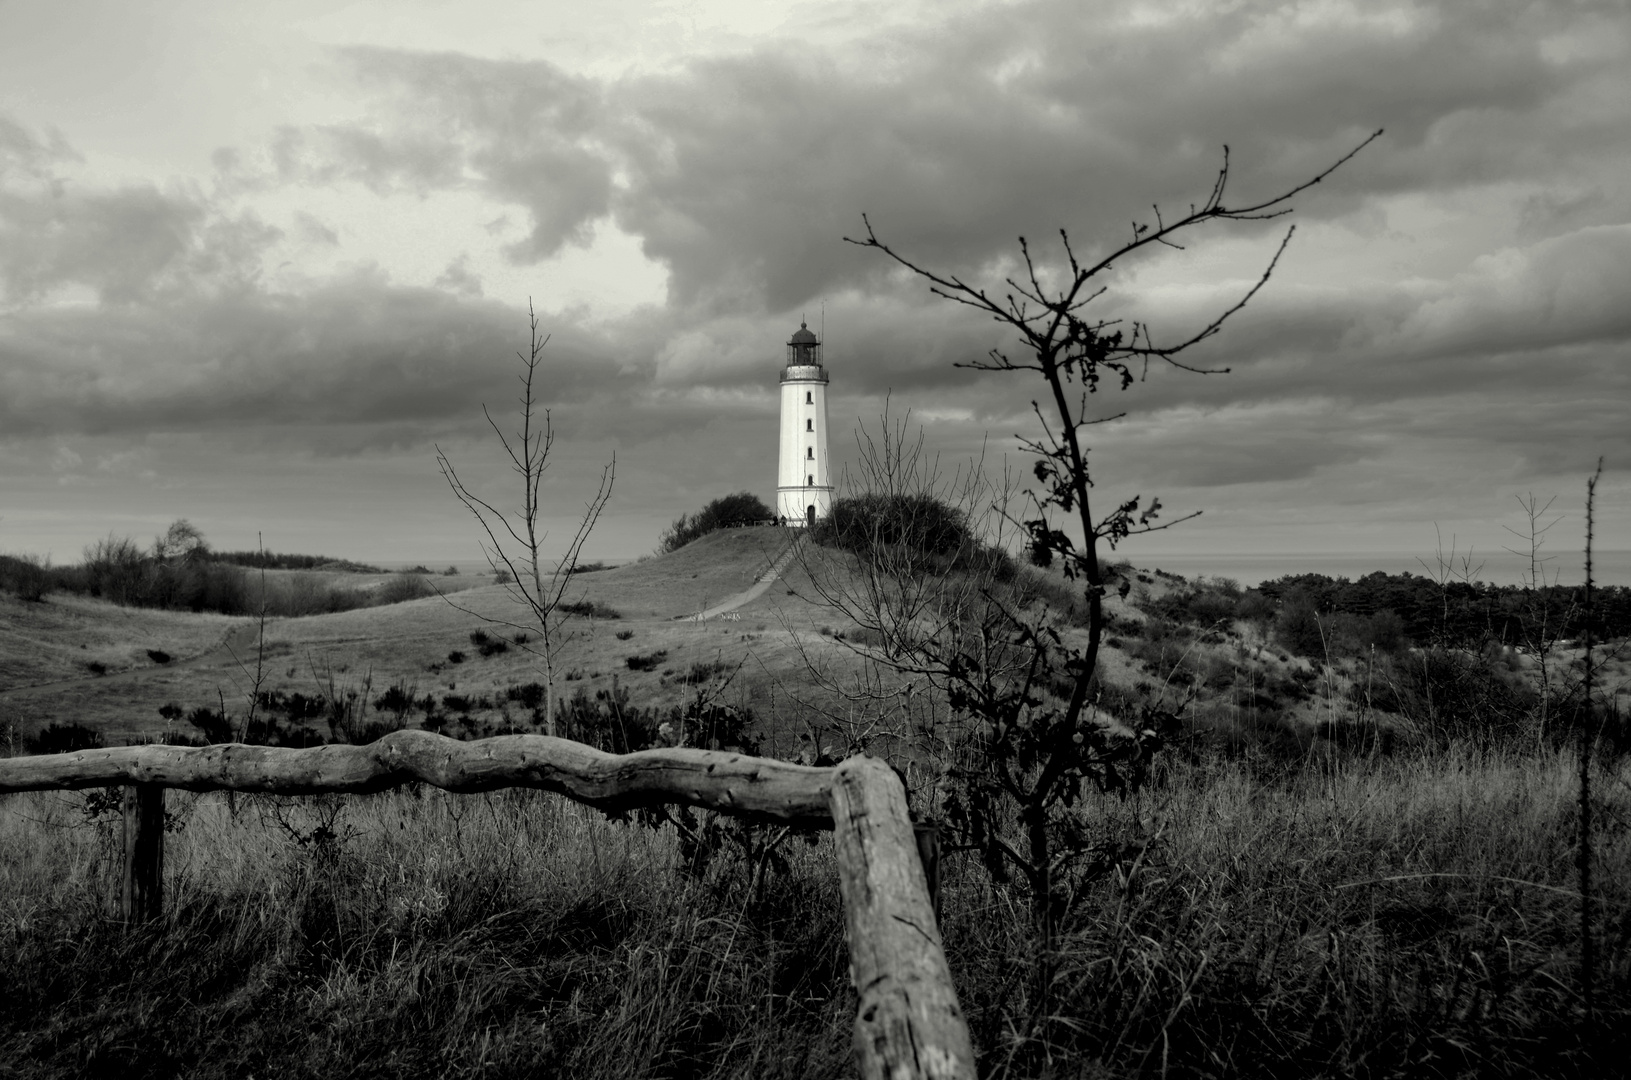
[5,0,1631,558]
[1,117,281,304]
[273,0,1626,316]
[0,275,636,448]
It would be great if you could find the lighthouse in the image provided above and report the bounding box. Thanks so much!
[776,321,833,527]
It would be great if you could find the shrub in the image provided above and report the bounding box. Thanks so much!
[506,683,546,710]
[570,561,612,575]
[1276,590,1328,657]
[187,706,234,744]
[376,573,434,605]
[625,650,668,673]
[0,553,54,602]
[85,661,108,676]
[1150,583,1239,627]
[25,722,103,755]
[467,629,509,657]
[1234,589,1276,623]
[442,565,459,576]
[373,682,418,720]
[558,599,621,619]
[677,660,732,685]
[815,493,972,557]
[146,649,172,664]
[615,629,634,641]
[446,650,466,664]
[657,492,775,553]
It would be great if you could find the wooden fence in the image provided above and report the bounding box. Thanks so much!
[0,730,974,1080]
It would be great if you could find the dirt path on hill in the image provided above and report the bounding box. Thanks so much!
[677,534,805,622]
[0,621,262,701]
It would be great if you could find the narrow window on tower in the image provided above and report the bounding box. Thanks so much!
[806,447,814,460]
[805,419,813,431]
[805,391,812,404]
[806,475,813,486]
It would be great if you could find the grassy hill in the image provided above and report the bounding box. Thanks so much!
[1,528,887,747]
[8,526,1628,756]
[2,529,1628,1077]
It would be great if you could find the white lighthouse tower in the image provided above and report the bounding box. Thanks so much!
[776,321,833,527]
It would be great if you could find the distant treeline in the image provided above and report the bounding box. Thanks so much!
[0,536,426,617]
[202,550,383,573]
[1252,570,1631,645]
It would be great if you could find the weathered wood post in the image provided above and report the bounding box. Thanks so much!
[830,757,974,1080]
[121,783,164,923]
[0,734,979,1076]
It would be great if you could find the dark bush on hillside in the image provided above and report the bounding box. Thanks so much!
[658,492,776,553]
[187,707,235,745]
[1327,609,1407,655]
[625,650,668,672]
[1368,646,1540,747]
[373,682,418,720]
[558,599,621,619]
[569,561,611,575]
[1234,589,1276,623]
[815,493,972,557]
[1148,583,1240,627]
[146,649,172,664]
[25,723,104,755]
[1276,590,1328,657]
[257,573,369,617]
[676,660,733,686]
[0,553,54,602]
[251,690,327,721]
[556,681,761,756]
[506,683,546,710]
[377,573,434,605]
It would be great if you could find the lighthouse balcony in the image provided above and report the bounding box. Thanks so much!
[780,364,828,383]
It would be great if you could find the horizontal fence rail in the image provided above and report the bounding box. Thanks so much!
[0,731,974,1080]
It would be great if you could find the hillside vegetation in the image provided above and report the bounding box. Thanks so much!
[2,533,1629,1076]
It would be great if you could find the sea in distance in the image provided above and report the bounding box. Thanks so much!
[384,551,1631,589]
[1128,550,1631,589]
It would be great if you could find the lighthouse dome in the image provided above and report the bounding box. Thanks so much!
[789,322,818,345]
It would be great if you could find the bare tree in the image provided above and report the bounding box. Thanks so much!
[1503,493,1574,742]
[819,132,1381,965]
[437,303,615,736]
[152,519,210,564]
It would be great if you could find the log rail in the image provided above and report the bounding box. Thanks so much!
[0,731,974,1080]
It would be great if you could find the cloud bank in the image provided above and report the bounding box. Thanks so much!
[2,0,1628,560]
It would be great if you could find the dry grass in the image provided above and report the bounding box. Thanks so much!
[0,592,243,690]
[1,743,1624,1077]
[0,787,852,1079]
[5,538,1628,1074]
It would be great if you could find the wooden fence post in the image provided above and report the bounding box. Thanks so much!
[122,784,164,924]
[831,758,974,1080]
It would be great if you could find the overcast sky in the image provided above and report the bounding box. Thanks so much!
[2,0,1627,572]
